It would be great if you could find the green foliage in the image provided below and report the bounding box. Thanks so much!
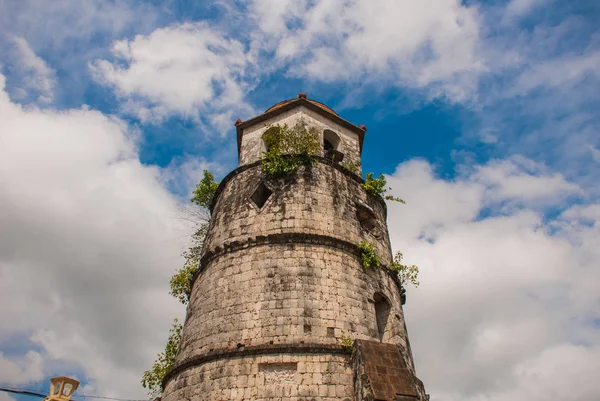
[191,170,219,210]
[357,241,381,269]
[169,224,208,304]
[341,161,359,174]
[361,172,406,204]
[390,251,420,288]
[169,264,197,305]
[143,171,217,396]
[261,122,321,177]
[356,243,420,288]
[141,319,183,398]
[340,335,354,354]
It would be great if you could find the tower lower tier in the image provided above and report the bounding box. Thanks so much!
[162,340,427,401]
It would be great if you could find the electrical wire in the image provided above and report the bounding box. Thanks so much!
[79,395,150,401]
[0,386,150,401]
[0,386,46,398]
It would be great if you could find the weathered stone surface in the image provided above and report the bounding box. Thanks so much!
[351,340,426,401]
[160,103,426,401]
[238,105,363,176]
[163,353,353,401]
[206,162,391,263]
[177,242,408,360]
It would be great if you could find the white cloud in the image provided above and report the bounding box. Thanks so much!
[503,0,551,20]
[0,0,163,111]
[561,203,600,223]
[248,0,485,102]
[0,351,44,385]
[387,159,484,240]
[7,37,56,103]
[590,145,600,163]
[0,0,159,47]
[512,51,600,95]
[489,344,600,401]
[91,22,256,126]
[0,73,189,397]
[91,0,486,117]
[385,159,600,400]
[471,156,581,207]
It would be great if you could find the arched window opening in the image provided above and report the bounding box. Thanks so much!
[262,126,281,153]
[374,293,391,342]
[323,129,341,151]
[323,129,344,162]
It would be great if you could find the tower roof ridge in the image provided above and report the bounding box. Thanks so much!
[265,95,339,116]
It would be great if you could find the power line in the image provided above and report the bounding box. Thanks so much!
[0,386,46,398]
[79,395,149,401]
[0,386,149,401]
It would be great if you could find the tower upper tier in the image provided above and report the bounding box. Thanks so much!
[235,94,367,174]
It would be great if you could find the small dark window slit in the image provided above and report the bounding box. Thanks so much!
[250,182,272,209]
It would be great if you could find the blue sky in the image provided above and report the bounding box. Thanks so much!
[1,0,600,400]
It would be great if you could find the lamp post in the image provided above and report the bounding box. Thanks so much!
[43,376,80,401]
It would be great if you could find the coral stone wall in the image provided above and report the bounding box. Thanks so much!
[178,242,409,360]
[161,161,420,400]
[162,353,353,401]
[205,162,390,262]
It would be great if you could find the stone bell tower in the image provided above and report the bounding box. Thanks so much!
[161,94,428,401]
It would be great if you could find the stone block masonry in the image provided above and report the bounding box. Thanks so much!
[160,98,427,400]
[163,351,354,400]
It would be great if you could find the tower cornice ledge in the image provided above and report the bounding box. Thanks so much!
[209,156,386,214]
[162,343,349,389]
[191,232,403,295]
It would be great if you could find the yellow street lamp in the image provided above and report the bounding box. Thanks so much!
[43,376,80,401]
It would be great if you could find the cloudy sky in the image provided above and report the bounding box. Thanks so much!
[0,0,599,400]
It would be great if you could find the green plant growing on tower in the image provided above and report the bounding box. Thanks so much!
[141,318,183,399]
[169,170,218,304]
[340,335,354,354]
[361,172,406,203]
[169,224,208,304]
[357,241,381,269]
[390,251,420,288]
[341,161,359,174]
[261,121,321,177]
[142,170,218,396]
[191,170,219,210]
[356,243,420,289]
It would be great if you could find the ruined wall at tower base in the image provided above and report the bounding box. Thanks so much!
[352,340,428,401]
[162,352,354,401]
